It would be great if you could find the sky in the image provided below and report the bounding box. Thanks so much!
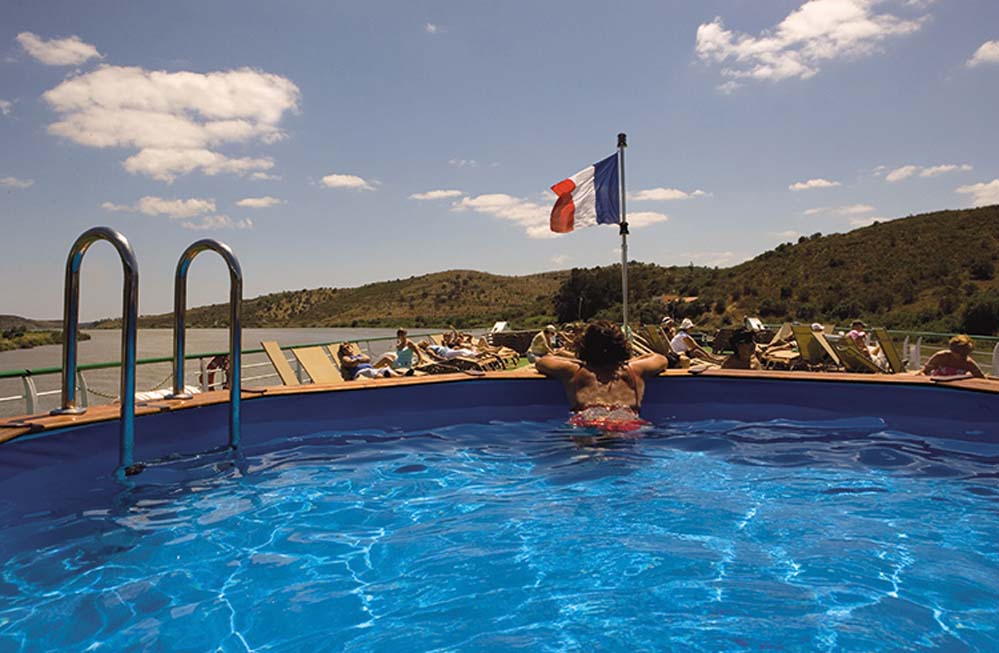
[1,0,998,320]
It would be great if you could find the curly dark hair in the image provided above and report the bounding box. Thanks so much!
[577,320,631,366]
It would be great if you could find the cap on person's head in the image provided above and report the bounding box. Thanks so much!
[810,323,823,332]
[851,320,867,328]
[661,316,674,325]
[679,318,695,330]
[545,324,557,333]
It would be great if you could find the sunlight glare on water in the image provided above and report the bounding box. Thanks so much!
[0,417,997,652]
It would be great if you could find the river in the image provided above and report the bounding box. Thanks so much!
[0,328,432,418]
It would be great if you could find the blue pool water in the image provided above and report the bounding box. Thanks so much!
[1,417,997,652]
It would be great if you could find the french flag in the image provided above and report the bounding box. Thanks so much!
[550,154,620,233]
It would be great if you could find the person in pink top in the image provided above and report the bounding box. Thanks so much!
[846,320,868,347]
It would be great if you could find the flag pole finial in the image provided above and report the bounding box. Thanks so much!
[617,133,627,148]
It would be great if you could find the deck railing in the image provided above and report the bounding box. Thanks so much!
[0,332,446,417]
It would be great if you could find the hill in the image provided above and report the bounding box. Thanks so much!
[90,205,999,335]
[95,269,569,329]
[0,315,62,331]
[555,205,999,335]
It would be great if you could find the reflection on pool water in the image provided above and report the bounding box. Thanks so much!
[1,417,997,652]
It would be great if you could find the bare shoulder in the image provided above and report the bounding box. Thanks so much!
[535,355,580,379]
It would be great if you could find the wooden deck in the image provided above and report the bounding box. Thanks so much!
[3,367,998,445]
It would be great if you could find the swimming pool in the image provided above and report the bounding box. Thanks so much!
[1,375,998,651]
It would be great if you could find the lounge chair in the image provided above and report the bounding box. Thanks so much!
[790,325,841,369]
[292,346,344,384]
[831,337,882,374]
[631,333,656,356]
[261,340,301,386]
[636,325,674,356]
[871,328,903,374]
[420,342,503,372]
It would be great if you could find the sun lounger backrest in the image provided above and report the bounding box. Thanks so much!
[791,325,839,365]
[429,334,445,347]
[767,322,793,347]
[832,338,882,374]
[261,341,300,386]
[292,346,344,384]
[872,328,903,374]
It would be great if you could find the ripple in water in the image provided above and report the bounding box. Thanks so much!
[0,418,997,652]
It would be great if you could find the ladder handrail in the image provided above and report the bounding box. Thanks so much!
[168,239,243,449]
[52,226,139,475]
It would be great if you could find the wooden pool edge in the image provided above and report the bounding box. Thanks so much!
[3,367,998,445]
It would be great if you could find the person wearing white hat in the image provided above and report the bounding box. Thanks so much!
[527,324,559,363]
[669,318,725,364]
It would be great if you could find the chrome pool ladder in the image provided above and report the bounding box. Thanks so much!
[53,227,139,475]
[167,239,243,450]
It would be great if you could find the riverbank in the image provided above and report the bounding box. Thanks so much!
[0,330,89,352]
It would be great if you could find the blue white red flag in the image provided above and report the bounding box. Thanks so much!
[550,154,620,233]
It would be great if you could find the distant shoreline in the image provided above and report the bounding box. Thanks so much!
[0,330,90,352]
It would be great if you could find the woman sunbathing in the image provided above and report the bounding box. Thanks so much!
[535,320,669,431]
[337,343,407,380]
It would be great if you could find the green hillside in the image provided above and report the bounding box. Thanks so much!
[89,205,999,335]
[557,205,999,334]
[96,269,568,329]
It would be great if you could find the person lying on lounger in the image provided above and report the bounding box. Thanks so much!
[670,319,725,364]
[373,329,424,370]
[535,320,669,431]
[337,343,407,380]
[920,334,985,379]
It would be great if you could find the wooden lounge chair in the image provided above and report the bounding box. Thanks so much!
[791,325,841,369]
[420,342,503,372]
[292,346,344,384]
[831,337,882,374]
[631,333,656,357]
[261,340,301,386]
[872,328,903,374]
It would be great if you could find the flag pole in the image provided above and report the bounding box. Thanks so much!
[617,132,629,333]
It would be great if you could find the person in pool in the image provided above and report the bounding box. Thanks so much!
[920,334,985,379]
[535,320,670,431]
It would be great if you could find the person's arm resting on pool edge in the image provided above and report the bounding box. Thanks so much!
[535,355,580,380]
[630,352,670,377]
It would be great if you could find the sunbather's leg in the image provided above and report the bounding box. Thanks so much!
[374,352,397,368]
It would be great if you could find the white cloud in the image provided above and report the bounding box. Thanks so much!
[696,0,926,85]
[805,204,875,216]
[885,163,972,182]
[0,176,33,189]
[629,187,707,201]
[552,255,569,266]
[41,65,299,182]
[0,99,12,116]
[16,32,102,66]
[627,211,670,227]
[250,171,280,180]
[849,216,888,228]
[181,215,253,231]
[920,164,972,177]
[955,179,999,206]
[789,178,841,191]
[967,40,999,67]
[101,196,216,218]
[452,193,555,239]
[885,164,919,182]
[449,158,478,168]
[424,23,443,34]
[236,196,283,208]
[409,189,464,200]
[320,173,376,191]
[776,230,803,240]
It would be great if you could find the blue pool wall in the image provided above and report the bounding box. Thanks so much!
[2,376,997,496]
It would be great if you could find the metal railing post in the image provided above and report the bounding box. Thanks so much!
[167,239,243,450]
[51,226,139,475]
[22,376,38,415]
